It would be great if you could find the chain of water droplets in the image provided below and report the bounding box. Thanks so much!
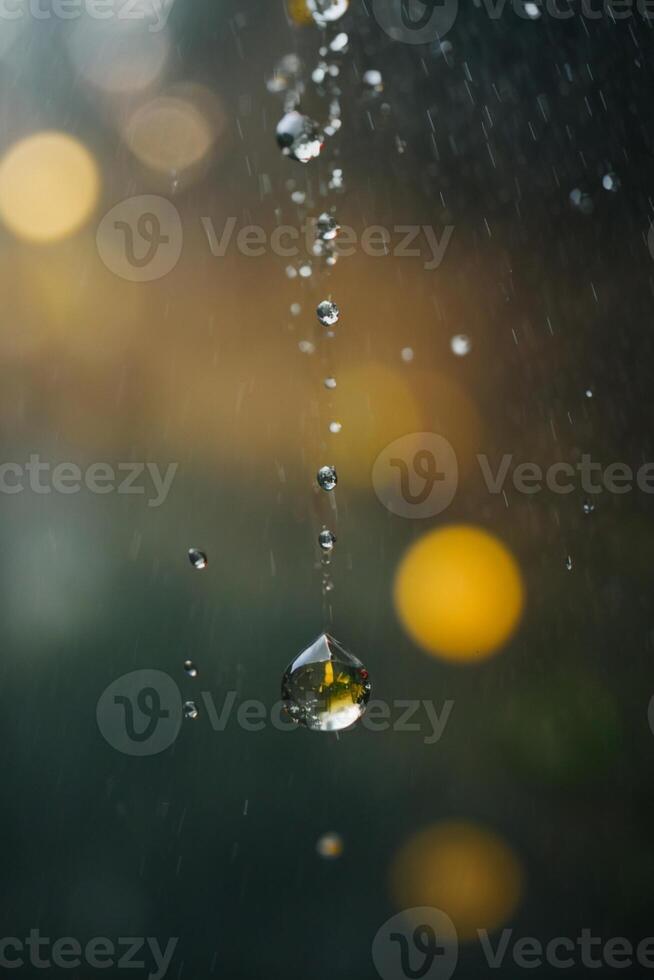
[268,0,351,615]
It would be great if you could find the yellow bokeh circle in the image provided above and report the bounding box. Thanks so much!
[0,132,99,243]
[390,821,523,942]
[394,524,524,661]
[286,0,313,24]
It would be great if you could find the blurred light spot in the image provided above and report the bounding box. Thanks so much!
[394,525,524,661]
[316,832,343,859]
[0,132,99,243]
[66,19,170,95]
[390,822,523,942]
[125,89,219,177]
[286,0,313,25]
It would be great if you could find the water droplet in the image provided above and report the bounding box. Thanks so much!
[401,347,414,362]
[330,32,349,52]
[299,262,313,278]
[184,659,198,678]
[324,376,337,389]
[585,388,594,399]
[319,528,336,552]
[291,190,306,204]
[184,700,199,720]
[363,69,383,91]
[316,211,339,241]
[602,172,619,192]
[524,2,541,17]
[307,0,349,26]
[281,633,371,732]
[329,167,344,191]
[451,334,471,356]
[317,300,339,326]
[290,302,302,316]
[188,548,208,570]
[317,465,337,491]
[569,187,593,214]
[316,832,344,858]
[299,340,316,354]
[329,421,342,433]
[276,111,323,163]
[582,499,595,515]
[565,555,573,571]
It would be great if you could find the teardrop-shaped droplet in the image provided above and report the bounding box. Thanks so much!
[281,633,371,732]
[317,465,337,491]
[188,548,208,570]
[317,300,339,326]
[276,111,323,163]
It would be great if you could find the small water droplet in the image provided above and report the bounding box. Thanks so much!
[276,111,323,163]
[565,555,573,571]
[401,347,414,362]
[582,500,595,515]
[330,32,349,52]
[316,211,339,241]
[585,388,594,399]
[363,69,383,91]
[319,528,336,552]
[317,465,337,491]
[329,421,342,434]
[184,700,199,720]
[281,633,371,732]
[184,659,198,678]
[188,548,208,570]
[451,334,471,356]
[299,340,316,354]
[324,376,337,389]
[602,172,619,192]
[307,0,349,26]
[290,302,301,316]
[317,300,339,326]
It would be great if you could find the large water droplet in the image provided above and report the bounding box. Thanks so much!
[317,465,337,491]
[276,111,323,163]
[188,548,208,570]
[317,300,339,326]
[281,633,371,732]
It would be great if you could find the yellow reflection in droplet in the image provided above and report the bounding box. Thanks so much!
[287,0,313,25]
[125,94,215,175]
[394,525,524,661]
[390,821,523,942]
[0,132,99,243]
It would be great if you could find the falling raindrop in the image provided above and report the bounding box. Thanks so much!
[317,465,337,491]
[324,376,337,389]
[451,334,471,356]
[565,555,573,571]
[329,32,348,52]
[582,500,595,515]
[281,633,371,732]
[318,528,336,552]
[183,659,198,678]
[585,388,594,399]
[602,172,619,192]
[276,111,323,163]
[184,700,199,720]
[316,211,339,240]
[317,300,339,326]
[188,548,208,570]
[316,832,344,858]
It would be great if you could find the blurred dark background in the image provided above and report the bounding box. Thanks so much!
[1,0,654,977]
